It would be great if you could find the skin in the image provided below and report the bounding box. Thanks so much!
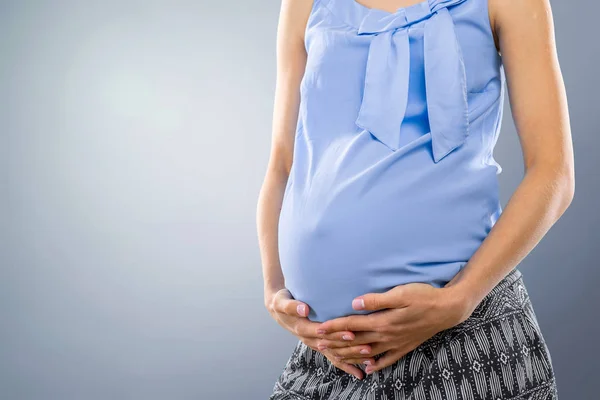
[257,0,574,381]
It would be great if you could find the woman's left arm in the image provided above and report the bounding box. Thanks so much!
[443,0,575,314]
[313,0,574,374]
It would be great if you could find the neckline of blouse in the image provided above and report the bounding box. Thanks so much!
[320,0,466,31]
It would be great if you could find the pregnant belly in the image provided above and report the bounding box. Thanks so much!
[278,170,493,322]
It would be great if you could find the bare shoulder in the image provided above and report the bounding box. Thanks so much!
[488,0,555,54]
[488,0,569,171]
[278,0,315,43]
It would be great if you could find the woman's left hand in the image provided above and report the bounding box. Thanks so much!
[314,283,475,374]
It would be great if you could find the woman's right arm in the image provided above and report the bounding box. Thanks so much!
[256,0,311,309]
[255,1,373,380]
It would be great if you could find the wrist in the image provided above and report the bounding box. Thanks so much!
[264,284,286,309]
[442,283,481,327]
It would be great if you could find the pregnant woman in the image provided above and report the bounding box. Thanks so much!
[256,0,573,398]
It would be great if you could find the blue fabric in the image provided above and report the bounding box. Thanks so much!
[278,0,506,322]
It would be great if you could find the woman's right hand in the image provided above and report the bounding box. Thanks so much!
[266,288,366,380]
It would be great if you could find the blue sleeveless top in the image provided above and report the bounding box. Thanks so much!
[278,0,506,322]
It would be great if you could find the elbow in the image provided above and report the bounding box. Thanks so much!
[528,156,575,215]
[562,168,575,211]
[555,154,576,210]
[551,161,575,215]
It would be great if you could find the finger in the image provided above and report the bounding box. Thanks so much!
[316,314,375,334]
[300,338,325,354]
[365,348,406,374]
[335,361,364,381]
[341,356,376,367]
[293,318,324,339]
[353,289,406,312]
[328,340,391,361]
[273,289,311,317]
[316,331,381,349]
[316,330,357,343]
[326,344,374,359]
[324,352,364,380]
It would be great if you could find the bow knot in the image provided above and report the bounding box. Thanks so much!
[357,1,432,34]
[354,0,470,163]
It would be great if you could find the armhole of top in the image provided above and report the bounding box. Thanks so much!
[482,0,500,54]
[303,0,322,52]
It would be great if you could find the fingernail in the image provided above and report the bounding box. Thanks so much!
[318,344,327,351]
[317,329,326,334]
[360,348,370,354]
[362,360,371,366]
[297,304,306,316]
[354,373,362,380]
[342,334,352,340]
[352,298,365,310]
[365,366,374,374]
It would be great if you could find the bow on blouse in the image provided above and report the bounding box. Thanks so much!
[355,0,469,163]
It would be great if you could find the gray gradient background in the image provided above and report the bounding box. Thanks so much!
[1,1,597,399]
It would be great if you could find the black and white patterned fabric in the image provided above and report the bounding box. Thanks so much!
[269,268,558,399]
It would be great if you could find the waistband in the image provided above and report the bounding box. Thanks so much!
[484,267,523,299]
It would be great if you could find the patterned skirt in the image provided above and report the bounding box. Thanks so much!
[269,268,558,400]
